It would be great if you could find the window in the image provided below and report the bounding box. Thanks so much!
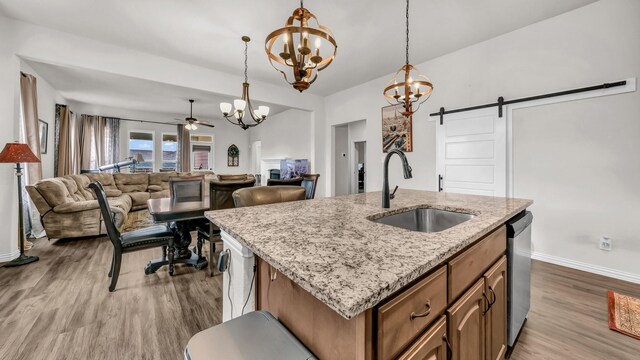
[192,144,212,170]
[190,135,214,171]
[129,131,154,172]
[161,133,177,171]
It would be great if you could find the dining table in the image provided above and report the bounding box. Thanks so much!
[145,196,210,275]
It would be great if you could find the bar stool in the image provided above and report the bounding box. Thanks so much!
[184,311,316,360]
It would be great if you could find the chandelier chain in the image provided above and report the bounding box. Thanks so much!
[244,40,248,83]
[405,0,410,65]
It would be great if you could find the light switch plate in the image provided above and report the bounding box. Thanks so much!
[599,236,612,251]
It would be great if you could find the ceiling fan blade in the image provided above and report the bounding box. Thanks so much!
[200,123,215,128]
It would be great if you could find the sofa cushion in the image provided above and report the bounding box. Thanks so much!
[109,194,132,211]
[84,173,122,197]
[60,176,88,201]
[148,172,177,192]
[34,178,75,207]
[68,174,95,199]
[149,189,170,199]
[53,200,100,213]
[127,191,150,208]
[114,173,149,193]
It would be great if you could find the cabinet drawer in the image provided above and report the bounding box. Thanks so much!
[448,226,506,303]
[377,266,447,360]
[397,316,447,360]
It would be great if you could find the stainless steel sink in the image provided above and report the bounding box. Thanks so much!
[371,208,475,233]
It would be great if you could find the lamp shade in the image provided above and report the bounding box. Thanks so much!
[135,153,145,162]
[0,143,40,163]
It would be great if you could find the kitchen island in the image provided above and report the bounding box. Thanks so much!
[205,189,532,359]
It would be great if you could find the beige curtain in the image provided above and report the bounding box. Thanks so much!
[93,116,106,167]
[20,73,42,182]
[20,72,45,239]
[177,124,191,172]
[80,114,92,170]
[56,106,81,176]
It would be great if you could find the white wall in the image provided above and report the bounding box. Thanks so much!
[513,94,640,278]
[20,61,66,179]
[324,0,640,279]
[248,109,312,161]
[0,16,21,260]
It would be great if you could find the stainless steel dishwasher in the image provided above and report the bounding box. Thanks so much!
[506,210,533,354]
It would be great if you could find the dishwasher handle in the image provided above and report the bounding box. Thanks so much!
[507,211,533,238]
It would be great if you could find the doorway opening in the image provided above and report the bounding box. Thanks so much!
[353,141,366,193]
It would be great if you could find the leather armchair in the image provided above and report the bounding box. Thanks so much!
[232,186,306,208]
[267,177,303,186]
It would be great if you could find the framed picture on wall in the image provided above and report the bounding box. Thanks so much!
[39,119,48,154]
[381,104,412,152]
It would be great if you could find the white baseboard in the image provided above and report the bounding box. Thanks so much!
[531,251,640,285]
[0,250,20,263]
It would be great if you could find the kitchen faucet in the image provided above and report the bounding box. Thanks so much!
[382,149,413,208]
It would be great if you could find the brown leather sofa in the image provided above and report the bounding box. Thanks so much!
[26,171,215,240]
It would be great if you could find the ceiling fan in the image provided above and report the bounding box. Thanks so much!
[173,99,215,130]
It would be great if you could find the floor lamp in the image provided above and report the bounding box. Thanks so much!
[0,142,41,267]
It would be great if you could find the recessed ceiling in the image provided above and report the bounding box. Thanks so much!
[24,60,289,122]
[2,0,597,95]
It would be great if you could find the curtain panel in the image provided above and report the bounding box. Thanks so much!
[20,72,45,239]
[104,117,120,166]
[55,105,81,176]
[176,124,190,172]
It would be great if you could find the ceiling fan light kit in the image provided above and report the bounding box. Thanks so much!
[179,99,214,130]
[265,0,337,92]
[221,36,270,130]
[383,0,434,117]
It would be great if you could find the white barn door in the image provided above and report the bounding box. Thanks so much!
[436,108,507,197]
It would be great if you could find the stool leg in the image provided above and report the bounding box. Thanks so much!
[197,234,203,259]
[168,247,175,276]
[209,240,216,277]
[161,245,167,261]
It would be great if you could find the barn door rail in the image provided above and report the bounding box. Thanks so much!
[430,80,628,125]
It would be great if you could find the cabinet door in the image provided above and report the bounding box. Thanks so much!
[447,279,485,360]
[397,316,448,360]
[484,255,507,360]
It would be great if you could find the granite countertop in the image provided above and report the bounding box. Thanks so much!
[205,189,532,319]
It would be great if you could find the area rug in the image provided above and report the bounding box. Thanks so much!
[121,209,155,232]
[608,290,640,340]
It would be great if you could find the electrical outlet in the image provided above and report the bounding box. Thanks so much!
[599,236,612,251]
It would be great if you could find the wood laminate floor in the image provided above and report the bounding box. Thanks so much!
[1,237,639,359]
[0,236,222,360]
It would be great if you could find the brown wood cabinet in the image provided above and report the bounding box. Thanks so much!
[484,255,507,360]
[377,266,447,359]
[447,279,486,360]
[448,226,506,302]
[397,316,448,360]
[255,225,509,360]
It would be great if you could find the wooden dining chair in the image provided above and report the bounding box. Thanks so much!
[301,173,320,199]
[168,175,211,268]
[89,181,176,292]
[169,175,204,202]
[266,177,303,186]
